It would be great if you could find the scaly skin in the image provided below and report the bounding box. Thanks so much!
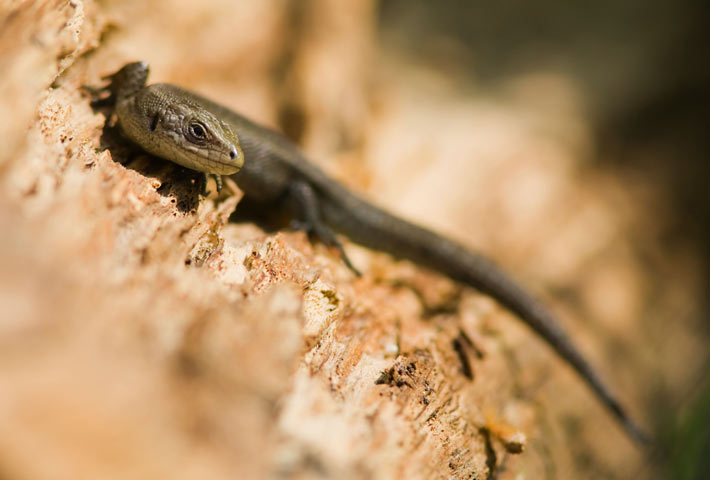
[110,62,244,183]
[95,61,648,445]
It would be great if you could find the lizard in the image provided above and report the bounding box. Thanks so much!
[88,61,648,444]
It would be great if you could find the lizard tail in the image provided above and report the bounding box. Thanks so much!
[450,248,651,446]
[320,189,649,445]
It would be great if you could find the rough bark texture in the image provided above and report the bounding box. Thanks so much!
[0,1,703,479]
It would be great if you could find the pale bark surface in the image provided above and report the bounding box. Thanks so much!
[0,1,702,479]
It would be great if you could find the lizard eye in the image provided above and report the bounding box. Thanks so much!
[188,122,207,139]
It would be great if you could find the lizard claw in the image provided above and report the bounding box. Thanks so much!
[196,173,224,196]
[213,174,223,194]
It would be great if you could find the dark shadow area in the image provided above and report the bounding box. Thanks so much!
[228,196,291,233]
[86,94,204,214]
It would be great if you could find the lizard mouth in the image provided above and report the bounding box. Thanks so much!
[180,144,243,174]
[203,152,243,174]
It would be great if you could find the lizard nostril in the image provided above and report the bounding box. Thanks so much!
[229,149,237,160]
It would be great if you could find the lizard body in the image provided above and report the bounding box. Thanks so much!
[96,62,647,444]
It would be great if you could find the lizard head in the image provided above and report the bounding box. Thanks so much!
[118,83,245,176]
[145,94,244,175]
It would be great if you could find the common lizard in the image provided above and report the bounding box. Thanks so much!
[89,61,648,444]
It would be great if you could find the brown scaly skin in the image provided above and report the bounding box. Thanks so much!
[91,61,649,445]
[107,61,243,192]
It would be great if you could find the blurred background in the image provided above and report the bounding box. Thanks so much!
[379,1,710,476]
